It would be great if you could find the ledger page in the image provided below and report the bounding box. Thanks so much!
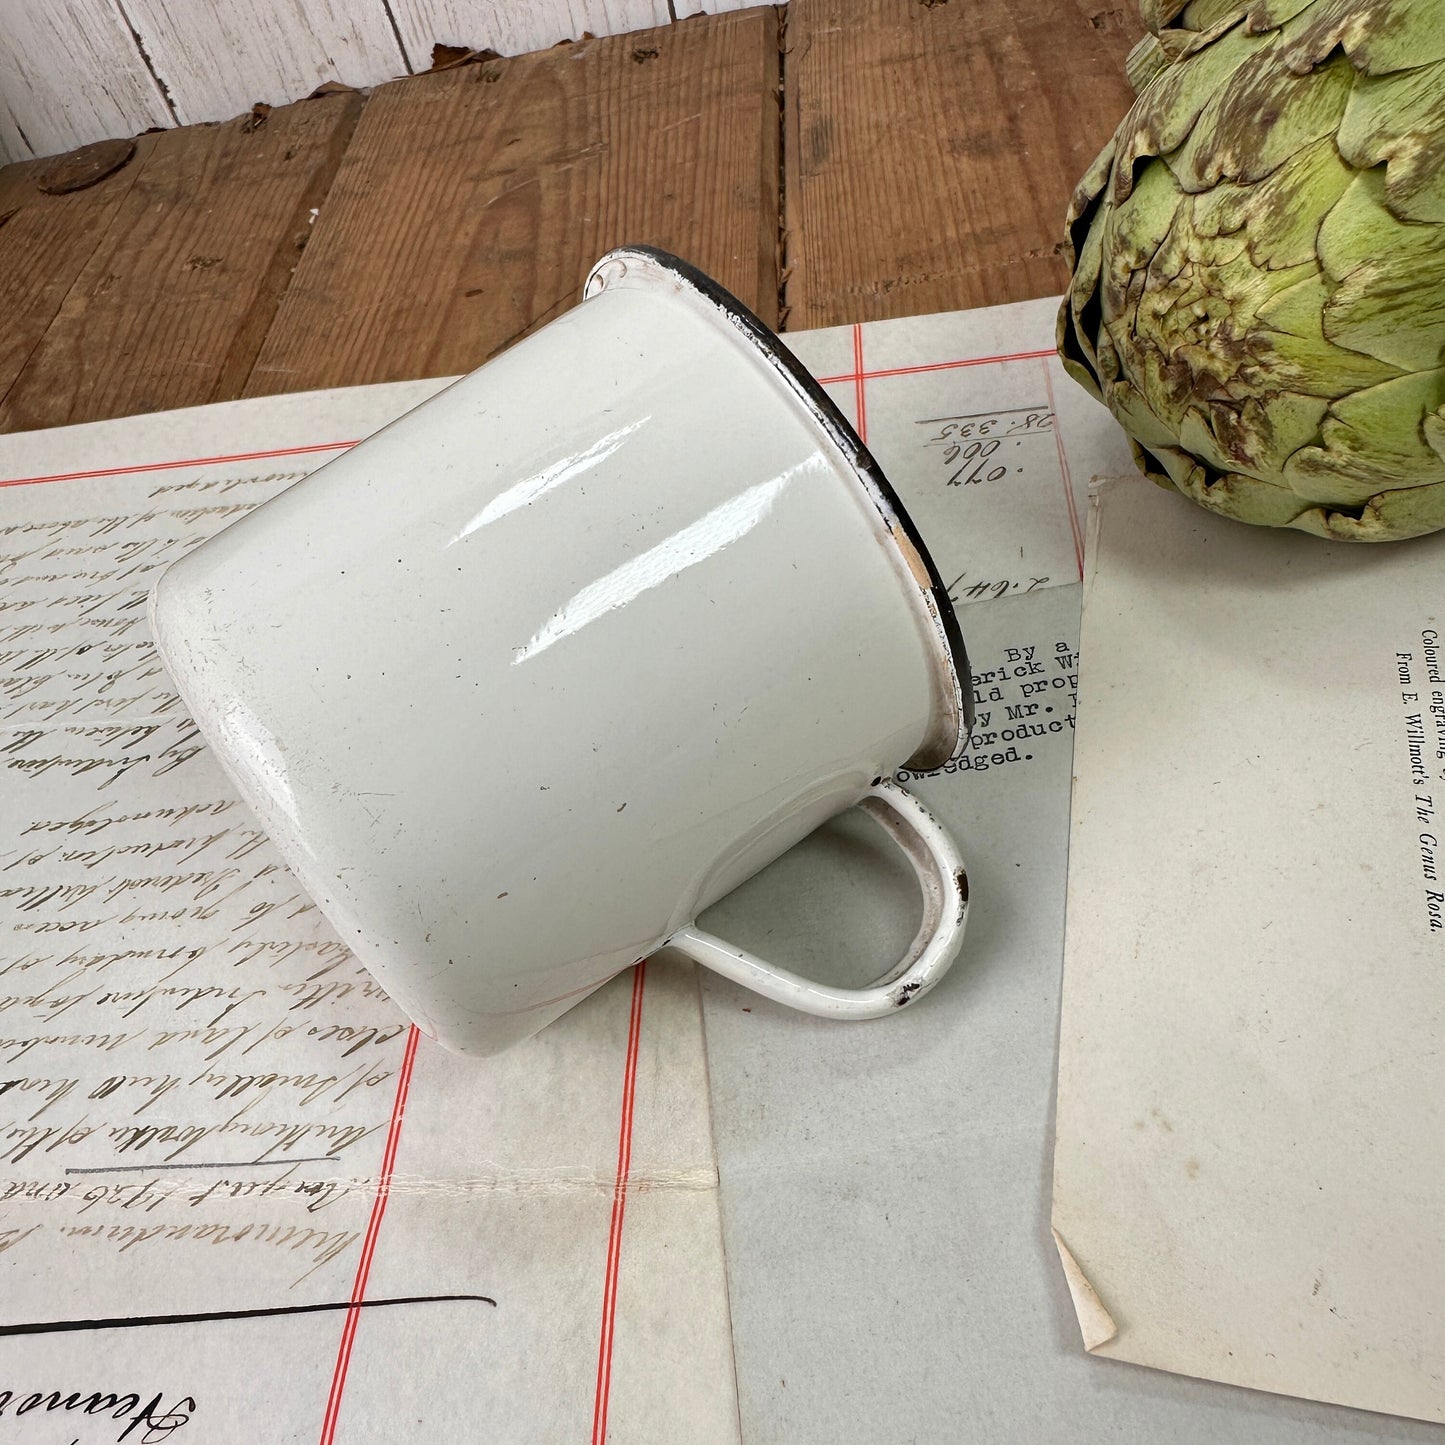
[0,383,735,1444]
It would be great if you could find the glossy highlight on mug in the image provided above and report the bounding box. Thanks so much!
[447,418,650,545]
[514,460,809,664]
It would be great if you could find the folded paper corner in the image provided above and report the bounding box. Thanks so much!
[1051,1227,1118,1352]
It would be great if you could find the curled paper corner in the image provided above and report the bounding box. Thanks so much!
[1051,1227,1118,1352]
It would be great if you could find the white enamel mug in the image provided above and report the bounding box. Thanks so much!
[150,247,975,1057]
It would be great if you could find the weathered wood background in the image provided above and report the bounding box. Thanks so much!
[0,1,1143,434]
[0,0,767,162]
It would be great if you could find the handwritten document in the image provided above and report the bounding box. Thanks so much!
[0,384,735,1443]
[1053,479,1445,1424]
[0,297,1149,1443]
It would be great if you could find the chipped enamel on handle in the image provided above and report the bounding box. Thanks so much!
[666,779,969,1019]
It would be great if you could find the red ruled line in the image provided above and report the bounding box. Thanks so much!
[816,346,1055,387]
[591,964,648,1445]
[1039,358,1084,579]
[318,1023,421,1445]
[0,440,358,488]
[851,324,868,444]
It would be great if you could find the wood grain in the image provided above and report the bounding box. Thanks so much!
[0,140,156,402]
[122,0,407,126]
[0,0,172,162]
[245,8,781,396]
[390,0,670,67]
[0,91,363,432]
[782,0,1143,328]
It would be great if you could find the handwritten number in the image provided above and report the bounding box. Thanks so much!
[949,576,1052,602]
[946,441,1005,488]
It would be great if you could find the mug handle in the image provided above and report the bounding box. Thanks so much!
[665,779,968,1019]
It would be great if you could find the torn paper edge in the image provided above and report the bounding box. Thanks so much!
[1051,1228,1118,1352]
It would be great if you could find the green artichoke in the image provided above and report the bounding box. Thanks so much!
[1058,0,1445,541]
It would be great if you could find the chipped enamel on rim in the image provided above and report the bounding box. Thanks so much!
[585,246,974,770]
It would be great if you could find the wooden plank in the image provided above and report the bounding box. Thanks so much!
[245,8,781,396]
[0,140,158,403]
[0,90,363,432]
[121,0,407,126]
[0,0,171,161]
[782,0,1143,328]
[390,0,670,68]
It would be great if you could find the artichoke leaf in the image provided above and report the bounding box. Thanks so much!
[1337,60,1445,223]
[1102,334,1193,434]
[1094,317,1126,390]
[1256,275,1404,396]
[1058,309,1101,395]
[1058,284,1104,400]
[1426,407,1445,468]
[1193,134,1352,270]
[1241,0,1316,30]
[1140,0,1193,33]
[1137,439,1208,491]
[1283,369,1445,502]
[1180,0,1252,31]
[1317,168,1445,373]
[1060,349,1105,404]
[1178,464,1318,527]
[1113,22,1268,204]
[1177,406,1238,473]
[1166,41,1351,191]
[1353,483,1445,539]
[1252,272,1328,336]
[1161,9,1255,64]
[1318,166,1410,274]
[1100,160,1184,309]
[1128,37,1171,94]
[1281,0,1445,76]
[1291,481,1445,541]
[1064,136,1117,258]
[1130,439,1183,492]
[1323,250,1445,377]
[1182,391,1329,477]
[1106,379,1185,449]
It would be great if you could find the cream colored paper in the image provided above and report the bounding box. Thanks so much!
[1053,477,1445,1423]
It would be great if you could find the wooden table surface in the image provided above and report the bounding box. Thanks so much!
[0,0,1141,435]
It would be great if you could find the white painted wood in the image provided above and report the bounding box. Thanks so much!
[0,0,782,164]
[389,0,669,68]
[0,0,171,161]
[673,0,773,16]
[120,0,407,126]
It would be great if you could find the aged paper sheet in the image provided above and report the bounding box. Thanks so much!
[0,384,736,1443]
[1052,477,1445,1423]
